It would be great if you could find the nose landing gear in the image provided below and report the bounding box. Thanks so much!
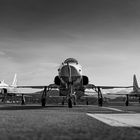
[41,87,48,107]
[67,84,77,108]
[68,97,72,108]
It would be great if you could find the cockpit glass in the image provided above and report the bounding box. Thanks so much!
[64,58,78,64]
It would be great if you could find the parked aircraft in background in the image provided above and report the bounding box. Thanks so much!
[131,75,140,96]
[0,74,31,104]
[17,58,132,108]
[107,74,140,106]
[0,74,18,96]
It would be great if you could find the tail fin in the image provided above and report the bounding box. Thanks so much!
[133,74,139,92]
[11,74,17,87]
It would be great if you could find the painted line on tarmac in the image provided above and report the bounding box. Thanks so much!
[87,113,140,127]
[101,107,123,112]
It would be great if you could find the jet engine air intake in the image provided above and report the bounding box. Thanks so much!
[54,76,61,86]
[1,88,7,94]
[82,76,89,85]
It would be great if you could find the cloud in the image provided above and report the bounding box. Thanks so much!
[0,0,140,88]
[39,62,59,68]
[0,51,6,56]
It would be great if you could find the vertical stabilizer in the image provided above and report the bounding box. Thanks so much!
[133,74,139,92]
[11,74,17,87]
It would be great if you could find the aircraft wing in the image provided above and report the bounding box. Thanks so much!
[6,92,34,97]
[107,93,129,95]
[17,84,59,89]
[96,86,132,89]
[81,94,97,98]
[85,84,132,89]
[17,86,46,89]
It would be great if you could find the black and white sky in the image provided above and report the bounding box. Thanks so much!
[0,0,140,88]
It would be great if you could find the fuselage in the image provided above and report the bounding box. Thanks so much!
[58,58,82,86]
[54,58,89,97]
[0,81,17,94]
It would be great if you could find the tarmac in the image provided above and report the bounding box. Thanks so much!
[0,103,140,140]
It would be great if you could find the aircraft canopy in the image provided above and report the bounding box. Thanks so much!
[64,58,78,64]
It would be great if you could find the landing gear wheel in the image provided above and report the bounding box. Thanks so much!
[62,97,65,105]
[97,87,103,107]
[21,99,25,105]
[62,101,64,105]
[68,98,72,108]
[125,94,129,106]
[73,95,77,105]
[125,100,128,106]
[1,89,7,103]
[41,98,46,107]
[21,94,25,105]
[98,98,103,106]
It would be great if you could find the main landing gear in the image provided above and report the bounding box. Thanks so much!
[62,97,65,105]
[1,89,7,103]
[73,94,77,105]
[68,97,72,108]
[96,87,103,106]
[21,94,25,105]
[125,94,129,106]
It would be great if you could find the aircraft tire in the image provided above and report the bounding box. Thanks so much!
[74,101,76,105]
[62,101,64,105]
[98,98,103,106]
[125,100,128,106]
[68,98,72,108]
[41,98,46,107]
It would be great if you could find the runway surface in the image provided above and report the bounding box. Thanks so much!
[0,104,140,140]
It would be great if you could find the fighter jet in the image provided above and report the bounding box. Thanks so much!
[0,74,18,96]
[107,74,140,106]
[18,58,132,108]
[0,74,33,104]
[0,74,18,102]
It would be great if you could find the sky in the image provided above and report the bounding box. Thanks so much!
[0,0,140,90]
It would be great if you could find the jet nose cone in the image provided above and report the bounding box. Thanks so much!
[60,64,82,84]
[60,65,80,77]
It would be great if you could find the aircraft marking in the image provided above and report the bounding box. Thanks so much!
[87,113,140,127]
